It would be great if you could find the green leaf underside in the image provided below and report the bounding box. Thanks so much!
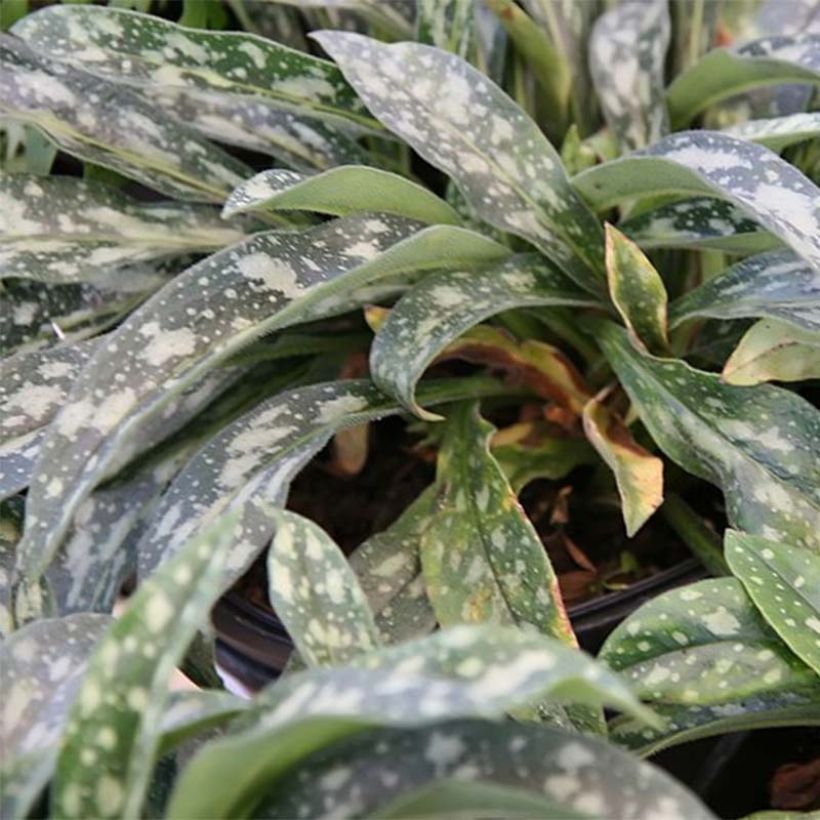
[620,197,777,254]
[314,30,606,294]
[0,35,249,202]
[257,719,713,820]
[666,34,820,128]
[0,173,244,284]
[370,254,598,419]
[670,250,820,333]
[54,512,238,820]
[11,6,377,133]
[725,530,820,675]
[0,614,112,820]
[572,131,820,275]
[18,215,507,580]
[223,166,460,224]
[267,509,381,666]
[722,319,820,385]
[421,403,575,645]
[601,578,818,708]
[596,322,820,552]
[589,0,670,152]
[722,112,820,151]
[168,625,656,818]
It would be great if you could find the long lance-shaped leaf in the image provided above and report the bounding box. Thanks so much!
[421,403,575,646]
[726,530,820,675]
[620,197,777,255]
[223,166,460,224]
[168,625,657,819]
[670,250,820,333]
[53,511,238,820]
[0,614,112,820]
[17,216,506,579]
[0,173,244,285]
[0,36,250,203]
[314,30,606,294]
[595,321,820,552]
[573,132,820,274]
[11,5,378,134]
[588,0,670,153]
[722,319,820,385]
[417,0,476,59]
[666,34,820,128]
[370,254,599,420]
[267,508,381,666]
[0,338,99,500]
[157,690,249,757]
[582,393,663,538]
[723,112,820,152]
[257,718,714,820]
[600,578,817,707]
[605,224,668,354]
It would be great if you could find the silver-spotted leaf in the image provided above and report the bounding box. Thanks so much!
[314,30,606,294]
[725,530,820,675]
[722,319,820,385]
[588,0,670,152]
[223,166,460,224]
[596,321,820,552]
[722,112,820,152]
[573,131,820,275]
[53,511,238,820]
[670,250,820,333]
[369,254,599,419]
[417,0,476,58]
[267,508,381,666]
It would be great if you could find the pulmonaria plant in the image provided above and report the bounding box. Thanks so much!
[1,0,819,818]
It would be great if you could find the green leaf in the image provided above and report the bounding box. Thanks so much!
[0,35,250,202]
[0,173,244,284]
[620,197,777,254]
[257,719,714,820]
[157,690,249,756]
[670,250,820,333]
[12,6,378,133]
[314,30,606,294]
[588,0,671,152]
[421,403,575,645]
[666,34,820,128]
[722,319,820,385]
[572,132,820,275]
[416,0,475,59]
[582,393,664,538]
[595,321,820,552]
[267,0,415,41]
[53,511,238,820]
[725,530,820,676]
[17,216,506,580]
[223,166,460,224]
[723,112,820,152]
[169,624,657,819]
[601,578,817,708]
[369,254,599,420]
[267,508,381,666]
[0,613,112,820]
[605,224,669,353]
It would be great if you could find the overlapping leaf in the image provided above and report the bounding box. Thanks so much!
[267,508,381,666]
[223,166,460,224]
[417,0,475,58]
[0,35,249,202]
[158,690,249,756]
[596,321,820,552]
[268,0,415,40]
[670,250,820,333]
[722,112,820,152]
[369,254,599,419]
[0,173,244,284]
[315,30,606,293]
[574,132,820,276]
[726,530,820,675]
[666,34,820,128]
[722,319,820,385]
[53,512,238,820]
[588,0,670,152]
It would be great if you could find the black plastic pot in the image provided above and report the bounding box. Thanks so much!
[212,556,706,691]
